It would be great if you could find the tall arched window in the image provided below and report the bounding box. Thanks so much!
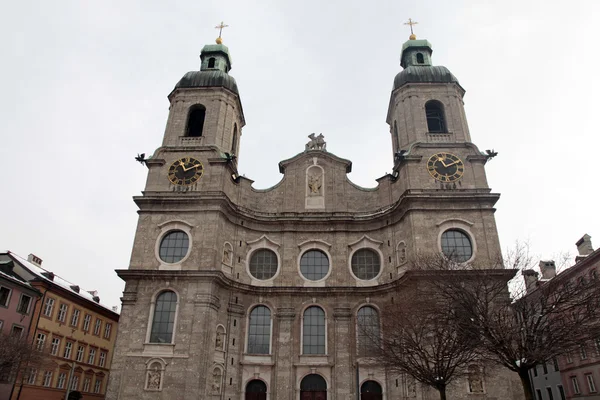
[303,306,326,354]
[416,53,425,64]
[231,124,238,154]
[208,57,216,68]
[186,105,206,137]
[247,306,271,354]
[357,306,380,356]
[425,100,446,133]
[149,291,177,343]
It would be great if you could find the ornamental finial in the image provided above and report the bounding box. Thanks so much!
[215,21,229,44]
[404,18,418,40]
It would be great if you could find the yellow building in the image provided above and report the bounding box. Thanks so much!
[4,252,120,400]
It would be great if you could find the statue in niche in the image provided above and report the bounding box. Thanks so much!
[215,332,223,350]
[212,370,222,394]
[222,245,232,265]
[468,369,484,393]
[305,133,326,150]
[307,172,322,196]
[146,363,162,390]
[406,377,416,397]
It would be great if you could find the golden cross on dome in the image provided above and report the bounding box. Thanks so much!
[404,18,418,39]
[215,21,229,38]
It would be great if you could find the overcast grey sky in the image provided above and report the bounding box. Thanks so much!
[1,0,598,310]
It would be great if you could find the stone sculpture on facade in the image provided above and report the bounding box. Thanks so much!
[305,133,326,151]
[212,369,222,394]
[307,172,322,195]
[146,363,162,390]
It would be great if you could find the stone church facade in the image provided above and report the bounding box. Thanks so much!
[106,35,521,400]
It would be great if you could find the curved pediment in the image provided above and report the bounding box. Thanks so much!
[278,150,352,174]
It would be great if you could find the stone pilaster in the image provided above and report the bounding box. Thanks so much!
[274,308,296,400]
[333,306,353,400]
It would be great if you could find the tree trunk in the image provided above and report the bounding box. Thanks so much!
[437,384,447,400]
[518,369,535,400]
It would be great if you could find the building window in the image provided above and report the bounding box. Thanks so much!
[83,377,91,392]
[159,230,190,263]
[535,389,542,400]
[186,105,206,137]
[533,366,538,377]
[441,229,473,262]
[43,297,55,317]
[300,250,330,281]
[0,286,10,307]
[17,294,32,314]
[571,377,581,394]
[351,249,381,280]
[425,100,447,133]
[587,374,597,393]
[553,358,560,371]
[566,352,573,363]
[104,323,112,339]
[50,337,60,355]
[247,305,271,354]
[149,290,178,343]
[70,375,79,391]
[27,368,37,385]
[231,124,238,154]
[71,309,80,327]
[357,306,380,356]
[558,385,566,400]
[99,351,106,367]
[94,318,102,335]
[43,371,53,387]
[208,57,216,68]
[580,345,588,360]
[547,387,554,400]
[88,348,96,365]
[361,381,383,397]
[57,303,68,323]
[302,306,326,355]
[36,333,46,350]
[0,320,3,330]
[83,314,92,331]
[543,362,548,374]
[57,372,67,389]
[94,377,102,394]
[246,380,267,396]
[64,342,73,359]
[416,53,425,64]
[249,249,278,280]
[468,365,484,393]
[11,325,24,337]
[300,374,327,394]
[76,345,85,362]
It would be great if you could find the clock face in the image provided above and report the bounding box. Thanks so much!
[427,152,464,182]
[168,157,204,185]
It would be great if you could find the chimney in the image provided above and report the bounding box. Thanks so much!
[27,254,43,266]
[539,260,556,280]
[41,271,54,281]
[576,234,594,256]
[522,269,539,293]
[70,285,80,293]
[92,296,100,303]
[87,290,98,297]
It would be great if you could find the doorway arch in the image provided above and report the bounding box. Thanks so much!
[300,374,327,400]
[361,380,383,400]
[245,379,267,400]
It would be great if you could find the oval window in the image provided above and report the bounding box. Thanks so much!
[351,249,381,280]
[159,230,189,263]
[441,229,473,262]
[300,250,330,281]
[249,249,278,280]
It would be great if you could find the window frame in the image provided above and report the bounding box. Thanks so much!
[50,337,61,356]
[146,289,179,345]
[246,305,272,355]
[99,350,107,367]
[245,235,282,285]
[11,324,25,337]
[57,303,68,323]
[298,248,331,283]
[71,308,81,327]
[185,104,207,138]
[155,221,194,268]
[104,322,112,339]
[76,345,85,362]
[349,248,382,281]
[93,318,102,336]
[83,314,92,332]
[63,341,73,359]
[424,100,448,133]
[17,293,32,314]
[158,230,190,264]
[57,372,67,389]
[42,371,53,387]
[0,286,11,308]
[356,305,381,357]
[94,376,102,394]
[587,374,597,393]
[36,332,47,351]
[301,305,327,355]
[42,297,55,317]
[571,376,581,394]
[27,368,37,385]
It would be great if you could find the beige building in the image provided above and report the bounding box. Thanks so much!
[2,252,120,400]
[106,33,522,400]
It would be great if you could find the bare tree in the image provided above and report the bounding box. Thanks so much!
[362,289,482,400]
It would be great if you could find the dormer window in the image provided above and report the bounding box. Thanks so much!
[186,105,206,137]
[425,100,447,133]
[208,57,216,68]
[416,53,425,64]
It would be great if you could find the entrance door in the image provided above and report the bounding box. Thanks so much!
[361,380,383,400]
[300,374,327,400]
[246,379,267,400]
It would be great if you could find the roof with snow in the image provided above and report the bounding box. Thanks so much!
[0,260,39,294]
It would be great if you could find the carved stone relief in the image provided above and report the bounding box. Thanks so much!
[211,368,222,394]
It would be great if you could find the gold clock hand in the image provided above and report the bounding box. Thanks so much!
[182,163,199,172]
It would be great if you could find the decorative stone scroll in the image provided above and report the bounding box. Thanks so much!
[305,160,325,209]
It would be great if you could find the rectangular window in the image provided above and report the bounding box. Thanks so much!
[11,325,24,337]
[50,337,61,355]
[566,352,573,363]
[43,297,55,317]
[83,377,91,392]
[70,375,79,391]
[587,374,597,393]
[63,341,73,359]
[27,368,37,385]
[17,294,32,314]
[596,338,600,356]
[533,366,538,377]
[536,389,542,400]
[76,345,85,362]
[42,371,52,387]
[553,358,560,371]
[581,345,588,360]
[0,320,3,331]
[88,348,96,365]
[543,363,548,374]
[57,303,68,323]
[99,351,106,367]
[93,318,102,335]
[104,323,112,339]
[83,314,91,331]
[546,387,554,400]
[57,372,66,389]
[572,377,581,394]
[94,378,102,393]
[71,309,80,327]
[36,333,46,351]
[558,385,566,400]
[0,286,11,307]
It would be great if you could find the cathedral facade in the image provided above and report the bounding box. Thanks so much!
[106,34,521,400]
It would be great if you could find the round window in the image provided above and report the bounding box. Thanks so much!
[159,230,190,263]
[249,249,278,280]
[351,249,381,280]
[300,250,330,281]
[441,229,473,262]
